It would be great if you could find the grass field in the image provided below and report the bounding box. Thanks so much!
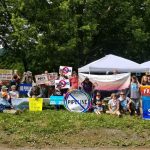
[0,110,150,149]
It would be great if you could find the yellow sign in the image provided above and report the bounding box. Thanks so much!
[29,98,43,111]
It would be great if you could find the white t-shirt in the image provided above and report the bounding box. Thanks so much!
[108,99,119,111]
[9,91,19,99]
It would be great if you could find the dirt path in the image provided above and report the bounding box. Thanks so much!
[0,146,149,150]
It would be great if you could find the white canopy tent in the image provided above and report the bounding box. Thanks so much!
[141,61,150,69]
[79,54,147,73]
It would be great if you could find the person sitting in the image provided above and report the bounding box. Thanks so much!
[9,85,19,99]
[93,92,105,115]
[27,83,42,98]
[106,93,121,117]
[0,86,11,112]
[118,91,131,114]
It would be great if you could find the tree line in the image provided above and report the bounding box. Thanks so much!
[0,0,150,74]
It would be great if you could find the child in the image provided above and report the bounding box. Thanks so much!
[93,92,105,114]
[9,85,19,99]
[118,91,131,114]
[106,93,121,116]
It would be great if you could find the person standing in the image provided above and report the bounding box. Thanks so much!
[130,76,141,116]
[69,71,78,90]
[81,77,94,97]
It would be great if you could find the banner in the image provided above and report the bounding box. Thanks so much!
[11,98,29,110]
[50,96,64,105]
[140,86,150,120]
[47,73,58,86]
[55,79,70,89]
[59,66,72,76]
[29,98,43,111]
[19,83,32,94]
[79,73,130,91]
[35,74,49,85]
[0,69,13,80]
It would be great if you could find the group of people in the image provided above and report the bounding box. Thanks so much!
[0,70,79,113]
[82,74,150,117]
[0,69,149,116]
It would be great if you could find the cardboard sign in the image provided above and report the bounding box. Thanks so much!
[64,90,90,112]
[50,96,64,105]
[59,66,72,76]
[55,79,70,89]
[35,74,48,85]
[47,73,58,86]
[29,98,43,111]
[0,69,13,80]
[19,83,32,94]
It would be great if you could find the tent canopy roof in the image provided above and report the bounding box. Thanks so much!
[79,54,147,73]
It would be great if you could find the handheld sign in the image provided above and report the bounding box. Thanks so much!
[55,79,70,89]
[140,86,150,120]
[0,69,13,80]
[19,83,32,94]
[47,73,58,86]
[64,89,91,112]
[29,98,43,111]
[35,74,48,85]
[59,66,72,76]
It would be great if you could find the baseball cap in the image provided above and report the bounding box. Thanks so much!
[1,85,8,90]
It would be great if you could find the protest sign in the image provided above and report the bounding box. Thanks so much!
[59,66,72,76]
[55,79,70,89]
[29,98,43,111]
[64,90,91,112]
[11,98,29,110]
[140,86,150,120]
[19,83,32,94]
[50,95,64,105]
[79,73,130,91]
[0,69,13,80]
[47,72,58,86]
[35,74,48,85]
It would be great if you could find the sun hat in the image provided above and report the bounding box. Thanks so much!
[1,85,8,90]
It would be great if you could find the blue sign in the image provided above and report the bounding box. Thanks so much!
[19,84,32,94]
[142,96,150,120]
[50,96,64,105]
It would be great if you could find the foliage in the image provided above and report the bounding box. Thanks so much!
[0,0,150,73]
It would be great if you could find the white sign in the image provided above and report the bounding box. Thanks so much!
[64,90,90,112]
[35,74,49,85]
[0,69,13,80]
[59,66,72,76]
[55,79,70,89]
[47,72,58,86]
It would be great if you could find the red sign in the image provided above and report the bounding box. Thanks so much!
[140,86,150,96]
